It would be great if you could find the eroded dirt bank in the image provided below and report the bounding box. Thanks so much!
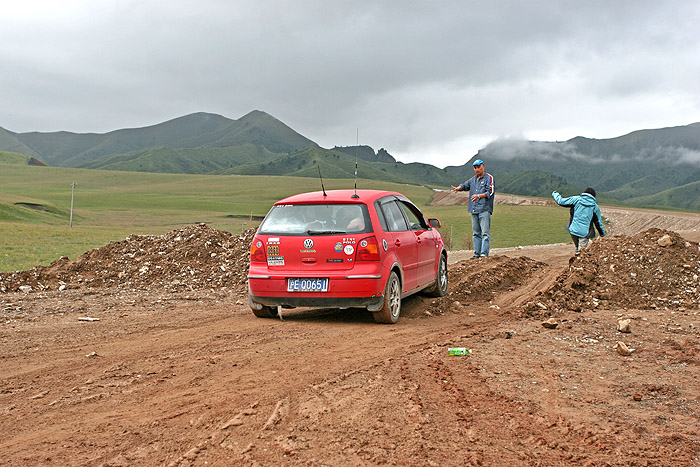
[1,224,699,466]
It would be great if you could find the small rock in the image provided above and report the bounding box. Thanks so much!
[633,393,643,401]
[542,318,558,329]
[536,302,548,310]
[31,390,49,400]
[221,415,244,429]
[19,285,33,294]
[498,330,515,339]
[617,318,631,333]
[657,235,673,247]
[615,341,632,356]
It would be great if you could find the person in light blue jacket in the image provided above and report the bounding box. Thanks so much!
[552,187,606,254]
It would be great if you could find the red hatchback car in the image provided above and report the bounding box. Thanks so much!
[248,189,448,323]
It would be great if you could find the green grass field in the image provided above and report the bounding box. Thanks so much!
[0,163,571,272]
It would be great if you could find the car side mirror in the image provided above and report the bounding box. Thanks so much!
[428,218,441,228]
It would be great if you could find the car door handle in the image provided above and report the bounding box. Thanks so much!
[416,237,422,243]
[394,239,401,247]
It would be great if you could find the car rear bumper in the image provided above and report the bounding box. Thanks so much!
[247,265,388,311]
[249,293,384,310]
[248,272,384,296]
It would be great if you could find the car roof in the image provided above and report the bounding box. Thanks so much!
[275,189,405,205]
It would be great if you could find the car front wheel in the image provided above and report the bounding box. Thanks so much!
[425,254,448,297]
[373,271,401,324]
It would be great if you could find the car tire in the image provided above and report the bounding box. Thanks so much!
[373,271,401,324]
[425,254,448,297]
[251,305,278,318]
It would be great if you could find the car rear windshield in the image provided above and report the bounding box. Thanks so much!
[258,203,371,235]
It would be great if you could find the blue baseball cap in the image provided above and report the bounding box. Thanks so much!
[472,159,484,166]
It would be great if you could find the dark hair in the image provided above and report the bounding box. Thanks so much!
[583,187,596,197]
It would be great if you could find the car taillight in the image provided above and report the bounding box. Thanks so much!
[356,236,380,261]
[250,239,266,263]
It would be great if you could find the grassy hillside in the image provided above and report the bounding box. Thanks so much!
[0,193,68,223]
[0,150,33,165]
[624,180,700,211]
[222,147,455,187]
[81,145,282,173]
[0,128,39,157]
[0,163,572,271]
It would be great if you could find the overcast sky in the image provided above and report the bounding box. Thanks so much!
[1,1,698,168]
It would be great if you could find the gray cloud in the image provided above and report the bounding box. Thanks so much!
[1,0,699,168]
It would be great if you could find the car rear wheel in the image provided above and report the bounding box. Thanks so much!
[425,254,448,297]
[373,271,401,324]
[251,305,278,318]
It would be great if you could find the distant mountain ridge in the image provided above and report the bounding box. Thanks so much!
[1,112,700,210]
[0,111,318,168]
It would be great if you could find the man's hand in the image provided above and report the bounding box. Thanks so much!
[451,185,460,192]
[471,194,480,202]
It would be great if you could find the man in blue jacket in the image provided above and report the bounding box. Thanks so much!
[552,187,606,254]
[451,159,495,258]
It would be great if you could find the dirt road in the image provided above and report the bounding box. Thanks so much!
[1,225,699,466]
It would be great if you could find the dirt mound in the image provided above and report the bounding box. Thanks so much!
[423,256,546,316]
[525,228,700,316]
[0,224,256,294]
[448,256,546,302]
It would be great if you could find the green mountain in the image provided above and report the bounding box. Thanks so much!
[220,146,453,186]
[332,145,397,163]
[2,110,317,168]
[0,129,38,157]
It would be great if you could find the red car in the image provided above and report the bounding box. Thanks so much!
[248,189,448,323]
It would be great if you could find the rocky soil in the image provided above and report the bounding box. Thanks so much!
[0,224,255,295]
[1,219,699,466]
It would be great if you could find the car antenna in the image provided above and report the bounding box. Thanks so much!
[317,165,327,197]
[352,128,360,199]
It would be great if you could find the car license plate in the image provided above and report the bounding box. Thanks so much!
[287,278,329,292]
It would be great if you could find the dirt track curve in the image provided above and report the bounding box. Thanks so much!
[1,222,699,466]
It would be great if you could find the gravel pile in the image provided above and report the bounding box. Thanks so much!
[525,228,700,315]
[0,224,256,294]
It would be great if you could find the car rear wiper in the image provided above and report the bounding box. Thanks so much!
[306,230,347,235]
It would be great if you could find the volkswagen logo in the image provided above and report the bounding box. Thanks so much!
[303,238,314,249]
